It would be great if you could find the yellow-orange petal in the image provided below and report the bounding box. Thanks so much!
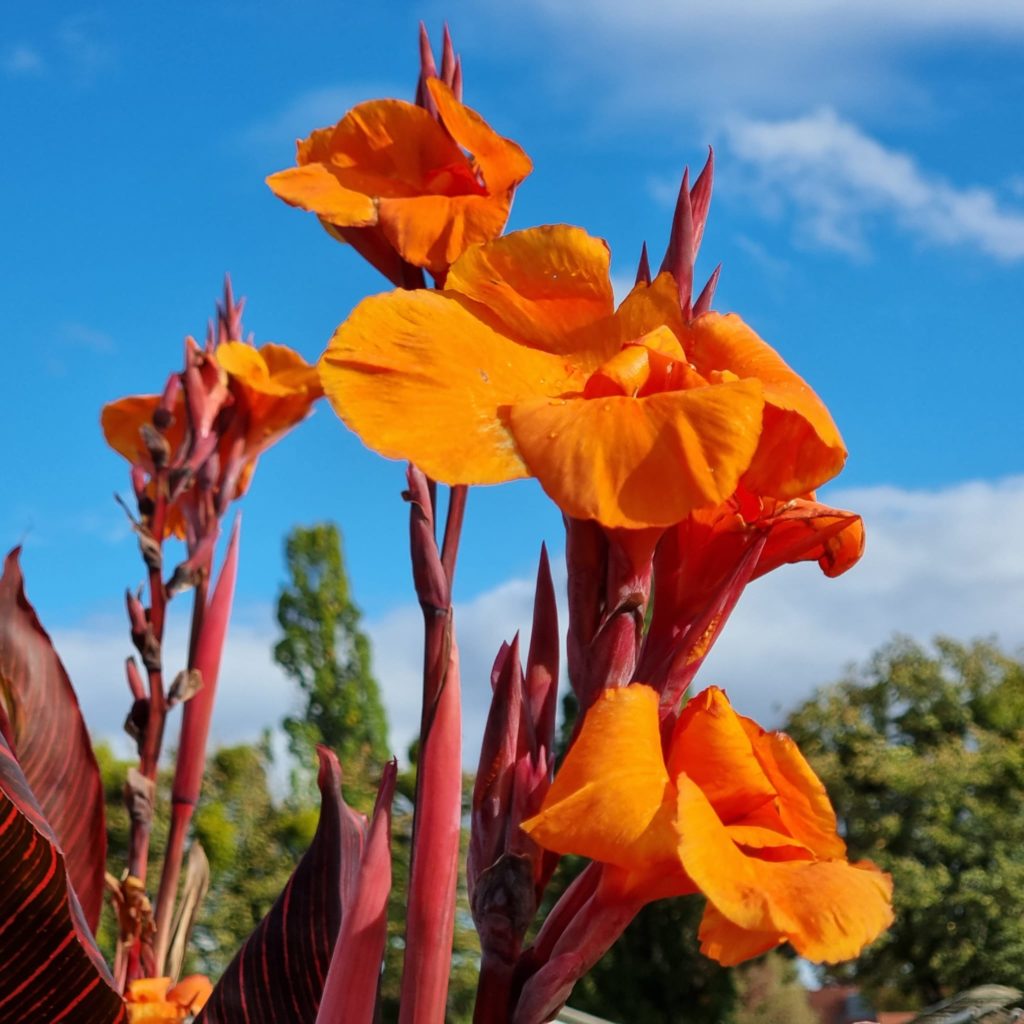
[676,774,893,964]
[427,78,533,194]
[216,342,321,398]
[739,717,846,860]
[319,288,578,484]
[445,225,616,362]
[266,164,378,226]
[685,313,847,497]
[377,191,513,276]
[508,380,765,529]
[101,395,162,465]
[612,272,690,345]
[698,904,784,966]
[521,685,679,872]
[168,974,212,1013]
[666,687,778,823]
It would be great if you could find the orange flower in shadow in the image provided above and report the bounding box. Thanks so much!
[522,685,892,966]
[101,341,321,529]
[125,975,212,1022]
[320,225,846,529]
[267,78,532,279]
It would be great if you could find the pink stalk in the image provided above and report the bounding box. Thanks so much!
[152,516,241,973]
[316,760,398,1024]
[399,468,465,1024]
[512,875,644,1024]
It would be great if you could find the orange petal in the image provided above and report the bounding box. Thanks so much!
[311,99,466,196]
[444,225,616,362]
[612,272,690,343]
[126,978,173,1004]
[685,313,847,497]
[739,718,846,859]
[168,975,212,1012]
[217,342,321,398]
[666,687,778,823]
[377,191,513,275]
[101,394,162,466]
[266,164,377,225]
[676,774,893,964]
[698,904,784,966]
[320,289,578,484]
[521,685,679,872]
[427,77,533,194]
[508,380,765,529]
[755,498,865,579]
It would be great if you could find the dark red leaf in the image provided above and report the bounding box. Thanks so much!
[196,748,368,1024]
[0,547,107,931]
[0,731,126,1024]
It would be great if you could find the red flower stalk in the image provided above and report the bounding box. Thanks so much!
[152,515,241,974]
[399,467,466,1024]
[469,549,560,1021]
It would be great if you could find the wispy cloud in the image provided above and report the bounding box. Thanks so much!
[723,109,1024,260]
[58,14,114,83]
[2,44,45,78]
[65,476,1024,764]
[463,0,1024,116]
[240,83,401,154]
[59,321,116,354]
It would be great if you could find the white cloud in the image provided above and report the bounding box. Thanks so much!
[57,15,114,82]
[3,44,45,78]
[64,477,1024,769]
[59,321,116,354]
[464,0,1024,116]
[723,109,1024,260]
[241,83,402,152]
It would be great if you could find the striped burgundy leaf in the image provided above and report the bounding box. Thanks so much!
[0,731,126,1024]
[0,547,107,931]
[197,747,368,1024]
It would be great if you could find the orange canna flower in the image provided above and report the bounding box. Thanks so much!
[266,78,532,279]
[213,340,324,465]
[320,225,846,530]
[125,975,212,1022]
[522,684,893,966]
[101,340,321,514]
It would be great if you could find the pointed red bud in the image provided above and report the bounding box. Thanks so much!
[693,263,721,316]
[635,242,652,287]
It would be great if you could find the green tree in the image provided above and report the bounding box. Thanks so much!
[95,737,313,977]
[275,523,389,807]
[785,636,1024,1008]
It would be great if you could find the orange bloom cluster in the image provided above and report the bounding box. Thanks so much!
[523,685,893,965]
[102,339,322,531]
[319,225,845,530]
[267,78,532,279]
[125,975,211,1023]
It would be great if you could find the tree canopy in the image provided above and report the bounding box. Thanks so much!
[275,522,389,807]
[785,636,1024,1008]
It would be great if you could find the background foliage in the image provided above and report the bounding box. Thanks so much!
[786,636,1024,1009]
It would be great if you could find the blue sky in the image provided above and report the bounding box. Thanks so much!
[3,2,1023,757]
